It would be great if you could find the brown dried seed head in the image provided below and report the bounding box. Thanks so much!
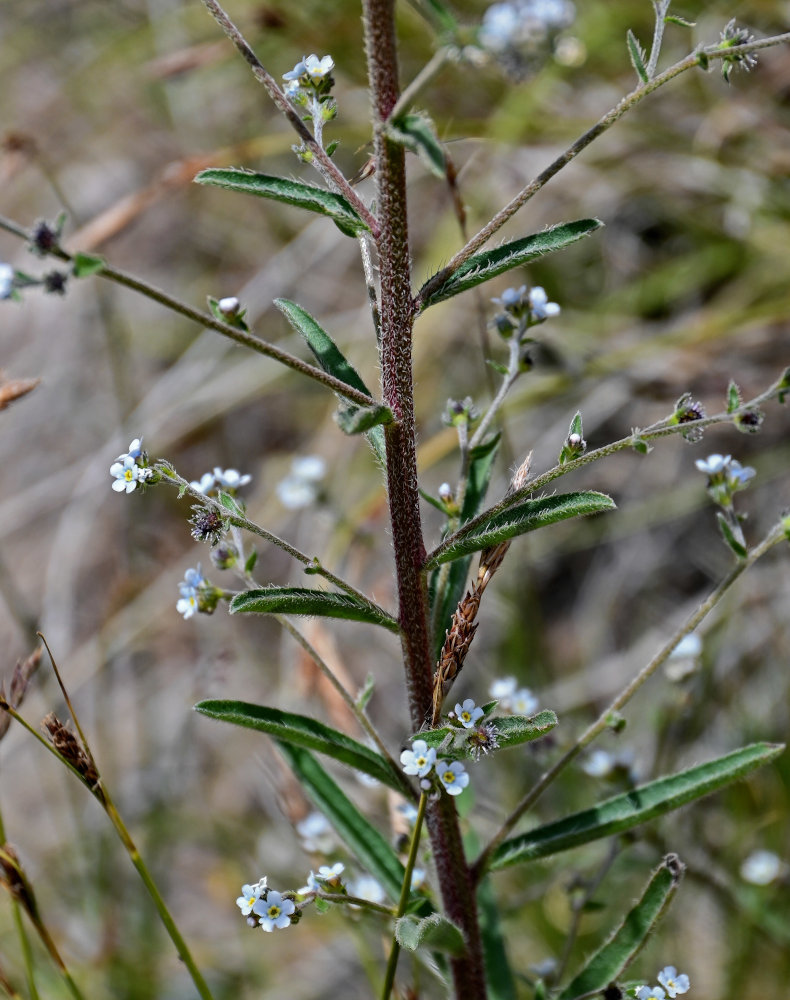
[0,843,36,914]
[41,713,100,787]
[9,647,42,708]
[431,589,482,725]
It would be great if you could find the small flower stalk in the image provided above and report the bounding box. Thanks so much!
[283,54,337,156]
[695,453,755,557]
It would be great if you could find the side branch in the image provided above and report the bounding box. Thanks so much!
[199,0,379,237]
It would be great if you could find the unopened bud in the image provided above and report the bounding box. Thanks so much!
[218,296,241,317]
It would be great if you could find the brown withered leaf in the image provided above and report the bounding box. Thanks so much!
[0,374,41,411]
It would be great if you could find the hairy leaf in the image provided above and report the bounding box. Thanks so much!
[388,114,446,178]
[275,298,386,464]
[488,742,784,871]
[558,855,685,999]
[627,29,649,83]
[395,913,465,956]
[419,220,603,309]
[194,168,369,235]
[417,710,558,757]
[230,587,399,633]
[194,700,410,794]
[425,491,615,570]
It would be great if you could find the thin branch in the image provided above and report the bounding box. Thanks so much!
[199,0,379,237]
[0,214,379,411]
[646,1,672,80]
[472,520,788,880]
[387,46,451,122]
[424,374,787,569]
[415,32,790,308]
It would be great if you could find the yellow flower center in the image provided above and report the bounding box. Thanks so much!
[267,904,281,918]
[124,469,134,481]
[443,771,455,783]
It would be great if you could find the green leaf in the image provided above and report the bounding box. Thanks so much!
[727,379,742,413]
[278,744,406,903]
[395,913,465,956]
[716,513,747,559]
[630,435,651,455]
[388,114,446,179]
[430,435,500,658]
[230,586,400,633]
[336,402,393,434]
[72,251,105,278]
[626,29,649,84]
[216,490,244,517]
[558,854,685,1000]
[417,0,458,33]
[417,710,558,758]
[665,14,696,27]
[274,298,386,465]
[194,168,369,235]
[425,491,616,570]
[194,700,410,794]
[488,742,784,871]
[355,673,376,712]
[244,549,258,574]
[418,220,603,309]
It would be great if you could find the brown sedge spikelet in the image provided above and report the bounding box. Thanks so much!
[0,647,42,742]
[41,713,103,797]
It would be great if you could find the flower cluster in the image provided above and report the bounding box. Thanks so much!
[634,966,690,1000]
[695,454,755,500]
[479,1,575,55]
[489,677,539,715]
[109,438,155,494]
[718,19,758,83]
[176,565,221,619]
[493,285,560,330]
[190,467,252,495]
[276,455,327,510]
[236,877,296,932]
[400,739,470,797]
[282,54,335,115]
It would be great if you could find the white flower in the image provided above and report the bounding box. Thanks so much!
[283,58,308,81]
[217,296,240,316]
[401,740,436,777]
[411,868,426,890]
[670,634,702,659]
[291,455,326,481]
[252,890,295,931]
[527,286,560,321]
[306,862,345,891]
[296,811,334,852]
[176,566,204,619]
[727,459,756,489]
[437,759,470,796]
[740,849,784,885]
[455,698,484,729]
[489,676,518,703]
[303,54,334,80]
[582,749,615,778]
[349,875,386,905]
[277,475,318,509]
[110,455,143,494]
[657,967,690,997]
[0,263,14,300]
[236,879,267,915]
[284,78,302,98]
[212,467,251,490]
[125,437,144,459]
[695,454,731,476]
[636,988,665,1000]
[190,472,215,494]
[493,285,527,308]
[511,687,539,715]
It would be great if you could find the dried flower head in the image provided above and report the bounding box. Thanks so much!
[41,713,101,791]
[190,504,227,545]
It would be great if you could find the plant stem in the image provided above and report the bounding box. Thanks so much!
[425,373,787,568]
[380,791,428,1000]
[198,0,379,236]
[0,808,39,1000]
[472,520,788,879]
[0,213,378,411]
[387,46,451,122]
[646,0,672,80]
[415,31,790,308]
[362,2,487,994]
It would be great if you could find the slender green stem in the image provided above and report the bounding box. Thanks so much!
[387,46,451,122]
[472,520,788,880]
[198,0,379,236]
[380,791,428,1000]
[317,891,396,915]
[0,214,379,411]
[415,31,790,307]
[0,808,38,1000]
[275,615,413,797]
[425,374,787,569]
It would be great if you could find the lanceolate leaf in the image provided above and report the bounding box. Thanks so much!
[430,435,500,657]
[558,855,685,1000]
[418,220,603,309]
[277,743,406,903]
[274,298,386,464]
[388,114,446,178]
[194,168,369,235]
[416,710,558,757]
[425,491,615,570]
[194,700,411,795]
[395,913,465,956]
[230,587,400,633]
[488,742,784,871]
[626,29,649,84]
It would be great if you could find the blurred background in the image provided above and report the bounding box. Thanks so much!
[1,0,788,997]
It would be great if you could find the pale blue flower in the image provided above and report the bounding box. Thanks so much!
[212,467,251,490]
[489,676,518,704]
[636,988,665,1000]
[110,455,144,494]
[455,698,484,729]
[304,54,334,80]
[125,437,144,459]
[527,286,560,321]
[176,565,204,619]
[306,862,345,891]
[401,739,436,777]
[291,455,326,481]
[277,456,325,509]
[695,454,731,476]
[493,285,527,308]
[296,811,334,852]
[283,58,308,81]
[511,687,538,715]
[236,878,267,915]
[252,890,295,931]
[657,967,690,998]
[726,459,756,490]
[582,749,614,778]
[190,472,215,494]
[670,634,702,659]
[437,759,470,796]
[349,875,385,905]
[479,3,522,52]
[740,849,783,885]
[0,263,13,300]
[284,78,302,98]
